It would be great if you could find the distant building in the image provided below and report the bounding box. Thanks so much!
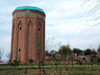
[10,6,46,64]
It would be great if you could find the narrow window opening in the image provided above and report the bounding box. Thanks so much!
[28,20,33,25]
[18,20,22,25]
[38,28,40,31]
[39,22,41,27]
[19,27,22,30]
[19,48,21,52]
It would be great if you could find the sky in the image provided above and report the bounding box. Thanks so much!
[0,0,100,54]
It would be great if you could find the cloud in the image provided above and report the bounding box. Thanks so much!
[0,0,100,52]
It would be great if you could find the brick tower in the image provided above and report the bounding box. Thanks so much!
[10,6,45,64]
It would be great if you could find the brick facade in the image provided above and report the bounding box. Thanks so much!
[10,8,45,64]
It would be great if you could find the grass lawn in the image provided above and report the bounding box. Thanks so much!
[0,64,100,75]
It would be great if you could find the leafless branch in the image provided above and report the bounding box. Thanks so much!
[81,0,100,26]
[45,36,62,51]
[0,49,4,62]
[6,51,11,61]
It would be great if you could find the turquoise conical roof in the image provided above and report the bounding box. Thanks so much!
[14,6,44,13]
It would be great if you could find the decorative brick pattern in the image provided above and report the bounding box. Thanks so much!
[13,12,45,19]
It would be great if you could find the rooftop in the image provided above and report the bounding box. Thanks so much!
[14,6,44,13]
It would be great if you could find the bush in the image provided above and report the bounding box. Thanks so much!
[29,59,33,64]
[9,59,20,66]
[78,61,83,65]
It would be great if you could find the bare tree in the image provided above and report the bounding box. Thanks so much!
[45,36,61,52]
[6,51,11,62]
[0,49,4,62]
[81,0,100,26]
[81,0,100,12]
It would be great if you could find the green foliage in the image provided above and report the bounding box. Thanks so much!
[73,48,83,56]
[91,49,97,55]
[90,54,97,65]
[29,59,33,64]
[0,64,100,75]
[78,61,83,65]
[65,66,68,71]
[58,44,72,57]
[83,49,97,56]
[97,57,100,63]
[83,49,92,55]
[9,59,20,66]
[45,50,50,56]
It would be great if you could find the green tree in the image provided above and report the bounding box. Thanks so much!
[83,49,92,56]
[58,44,72,60]
[45,50,50,57]
[50,50,58,62]
[91,49,97,55]
[97,56,100,65]
[90,54,97,66]
[58,44,72,71]
[73,48,83,56]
